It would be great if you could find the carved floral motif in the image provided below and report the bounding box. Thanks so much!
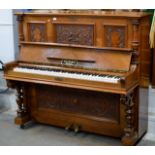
[16,85,27,117]
[55,24,94,45]
[29,23,46,42]
[121,92,135,138]
[104,26,126,48]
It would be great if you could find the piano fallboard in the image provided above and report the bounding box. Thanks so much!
[18,42,132,72]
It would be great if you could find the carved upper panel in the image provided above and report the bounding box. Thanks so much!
[28,23,46,42]
[55,24,94,45]
[104,26,126,48]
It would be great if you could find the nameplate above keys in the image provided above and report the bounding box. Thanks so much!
[61,59,78,66]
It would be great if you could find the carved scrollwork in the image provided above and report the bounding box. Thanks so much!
[55,24,94,45]
[16,85,27,117]
[121,92,135,138]
[37,85,119,120]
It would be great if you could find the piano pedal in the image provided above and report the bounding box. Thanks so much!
[65,124,72,131]
[73,124,80,134]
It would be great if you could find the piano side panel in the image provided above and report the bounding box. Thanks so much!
[138,87,148,138]
[140,17,151,87]
[152,36,155,88]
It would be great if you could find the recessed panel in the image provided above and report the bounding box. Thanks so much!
[104,25,126,48]
[36,85,119,121]
[28,23,46,42]
[55,24,94,46]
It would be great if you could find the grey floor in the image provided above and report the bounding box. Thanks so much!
[1,111,155,146]
[0,71,155,146]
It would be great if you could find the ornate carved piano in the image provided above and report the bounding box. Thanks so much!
[4,10,150,145]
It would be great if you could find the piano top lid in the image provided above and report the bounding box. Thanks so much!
[14,10,151,18]
[18,42,133,72]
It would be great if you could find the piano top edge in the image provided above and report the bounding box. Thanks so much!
[14,11,151,18]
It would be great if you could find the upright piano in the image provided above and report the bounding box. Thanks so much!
[4,10,150,145]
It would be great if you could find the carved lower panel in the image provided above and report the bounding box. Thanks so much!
[104,26,126,48]
[36,85,119,121]
[28,23,46,42]
[55,24,94,45]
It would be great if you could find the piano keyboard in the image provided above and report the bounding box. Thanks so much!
[13,67,121,83]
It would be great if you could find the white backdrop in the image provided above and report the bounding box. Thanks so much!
[0,9,15,63]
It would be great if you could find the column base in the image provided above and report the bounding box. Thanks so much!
[121,132,138,145]
[15,115,31,126]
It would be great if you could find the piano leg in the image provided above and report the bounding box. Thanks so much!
[10,82,31,127]
[120,92,138,145]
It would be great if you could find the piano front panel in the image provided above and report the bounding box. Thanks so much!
[19,44,132,72]
[28,83,122,137]
[36,85,119,121]
[22,14,130,48]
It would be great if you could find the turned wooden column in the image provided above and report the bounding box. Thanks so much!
[14,83,30,128]
[16,85,27,117]
[6,80,30,128]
